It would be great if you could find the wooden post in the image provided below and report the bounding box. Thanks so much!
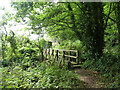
[56,50,58,61]
[62,51,65,65]
[49,48,50,55]
[69,51,71,61]
[48,48,50,60]
[76,51,80,64]
[46,49,47,59]
[41,48,44,62]
[52,49,54,56]
[51,49,54,61]
[68,51,71,70]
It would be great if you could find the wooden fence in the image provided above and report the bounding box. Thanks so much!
[44,48,81,65]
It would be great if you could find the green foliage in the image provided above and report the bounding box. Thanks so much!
[2,59,12,67]
[82,52,119,88]
[19,47,37,56]
[0,31,84,88]
[1,32,44,66]
[54,40,82,50]
[1,2,119,89]
[1,62,84,88]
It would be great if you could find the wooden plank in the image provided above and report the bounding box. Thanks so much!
[76,51,80,64]
[64,55,77,58]
[43,48,80,68]
[72,65,82,69]
[54,49,77,52]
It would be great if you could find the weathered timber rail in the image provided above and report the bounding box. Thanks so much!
[44,48,81,67]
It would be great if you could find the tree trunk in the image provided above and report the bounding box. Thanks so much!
[116,2,120,87]
[116,3,120,54]
[85,3,104,59]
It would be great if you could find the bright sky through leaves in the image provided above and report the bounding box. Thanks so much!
[0,0,40,40]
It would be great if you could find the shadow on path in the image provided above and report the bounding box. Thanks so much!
[73,68,106,88]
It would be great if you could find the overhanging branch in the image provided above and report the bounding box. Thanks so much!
[104,3,112,30]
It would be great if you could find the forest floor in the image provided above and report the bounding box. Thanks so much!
[73,68,106,88]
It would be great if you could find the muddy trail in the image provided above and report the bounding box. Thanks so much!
[73,68,106,88]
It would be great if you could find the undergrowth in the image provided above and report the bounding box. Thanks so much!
[1,61,84,88]
[82,52,120,88]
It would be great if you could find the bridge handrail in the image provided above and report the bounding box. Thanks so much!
[44,48,80,64]
[54,49,77,52]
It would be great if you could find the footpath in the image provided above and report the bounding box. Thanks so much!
[73,68,106,88]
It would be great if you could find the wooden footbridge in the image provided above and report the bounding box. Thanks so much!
[44,48,82,69]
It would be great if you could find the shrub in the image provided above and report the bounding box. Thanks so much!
[1,62,84,88]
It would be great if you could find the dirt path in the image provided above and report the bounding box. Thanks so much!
[73,68,105,88]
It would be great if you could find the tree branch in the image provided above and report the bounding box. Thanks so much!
[104,3,112,30]
[74,2,86,15]
[104,14,116,23]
